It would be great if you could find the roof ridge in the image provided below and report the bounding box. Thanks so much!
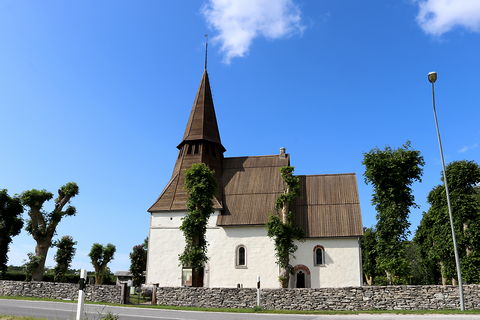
[297,173,356,177]
[225,154,288,160]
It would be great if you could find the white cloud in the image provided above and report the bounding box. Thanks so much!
[416,0,480,36]
[458,143,479,153]
[202,0,304,63]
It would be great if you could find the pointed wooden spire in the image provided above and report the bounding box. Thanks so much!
[177,70,225,151]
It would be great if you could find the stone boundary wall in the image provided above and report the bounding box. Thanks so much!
[156,285,480,311]
[0,280,121,304]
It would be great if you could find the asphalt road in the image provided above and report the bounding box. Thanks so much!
[1,299,479,320]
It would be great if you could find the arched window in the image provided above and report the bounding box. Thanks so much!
[313,245,325,266]
[235,245,247,268]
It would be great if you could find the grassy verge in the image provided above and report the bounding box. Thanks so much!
[1,296,480,315]
[0,316,47,320]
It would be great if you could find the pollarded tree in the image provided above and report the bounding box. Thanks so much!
[89,243,116,285]
[363,141,424,284]
[266,166,304,288]
[0,189,24,276]
[179,163,217,287]
[20,182,79,281]
[129,238,148,287]
[53,235,77,282]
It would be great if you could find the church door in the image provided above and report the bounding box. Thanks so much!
[296,271,305,288]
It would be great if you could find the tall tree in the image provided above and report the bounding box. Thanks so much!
[363,142,424,284]
[361,227,377,285]
[129,238,148,287]
[416,160,480,284]
[179,163,217,287]
[53,235,77,282]
[20,182,79,281]
[89,243,116,285]
[266,166,304,288]
[0,189,24,276]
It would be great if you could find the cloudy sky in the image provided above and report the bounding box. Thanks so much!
[1,0,479,272]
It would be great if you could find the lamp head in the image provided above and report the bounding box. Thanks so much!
[428,72,437,83]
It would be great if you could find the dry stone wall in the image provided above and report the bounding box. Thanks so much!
[2,281,480,310]
[0,280,121,304]
[155,285,480,311]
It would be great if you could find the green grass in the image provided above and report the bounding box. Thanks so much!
[1,296,480,315]
[0,316,47,320]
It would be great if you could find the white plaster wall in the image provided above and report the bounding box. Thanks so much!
[206,226,279,288]
[147,211,361,288]
[146,210,280,288]
[291,238,362,288]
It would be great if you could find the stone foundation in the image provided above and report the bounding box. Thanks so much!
[0,280,121,304]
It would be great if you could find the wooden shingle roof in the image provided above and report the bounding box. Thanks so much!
[178,70,224,151]
[293,174,363,237]
[217,154,289,226]
[217,159,363,238]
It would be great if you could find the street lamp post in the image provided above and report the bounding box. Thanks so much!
[428,71,465,311]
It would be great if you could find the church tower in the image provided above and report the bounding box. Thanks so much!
[148,70,225,212]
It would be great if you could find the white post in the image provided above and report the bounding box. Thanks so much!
[76,269,87,320]
[256,275,261,308]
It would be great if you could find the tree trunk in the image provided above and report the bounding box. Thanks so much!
[191,267,204,287]
[385,270,393,285]
[31,240,50,281]
[440,261,447,285]
[95,270,103,285]
[279,267,289,288]
[365,274,373,286]
[190,234,204,287]
[464,223,472,256]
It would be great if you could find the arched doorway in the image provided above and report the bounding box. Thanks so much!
[291,264,311,288]
[296,270,306,288]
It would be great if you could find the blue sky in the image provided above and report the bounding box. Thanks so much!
[1,0,479,272]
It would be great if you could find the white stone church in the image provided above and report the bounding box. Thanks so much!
[146,70,363,289]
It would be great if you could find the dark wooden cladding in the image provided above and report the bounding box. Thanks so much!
[217,155,289,226]
[219,171,363,238]
[178,71,224,150]
[295,174,362,237]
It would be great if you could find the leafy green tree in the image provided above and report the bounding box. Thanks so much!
[0,189,24,276]
[266,166,304,288]
[363,142,424,284]
[20,182,79,281]
[415,160,480,284]
[53,235,77,282]
[361,227,377,285]
[129,238,148,287]
[89,243,116,285]
[414,210,442,284]
[179,163,217,287]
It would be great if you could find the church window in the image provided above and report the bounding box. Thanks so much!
[314,245,325,266]
[194,143,199,154]
[187,144,193,154]
[235,245,247,268]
